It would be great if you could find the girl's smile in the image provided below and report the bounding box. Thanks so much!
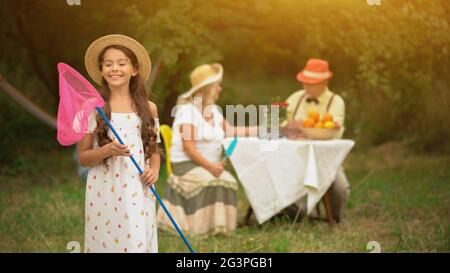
[101,48,137,87]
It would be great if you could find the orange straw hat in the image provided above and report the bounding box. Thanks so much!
[297,58,333,84]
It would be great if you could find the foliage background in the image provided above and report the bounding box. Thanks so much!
[1,0,449,165]
[0,0,449,253]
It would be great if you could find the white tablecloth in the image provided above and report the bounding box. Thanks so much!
[222,137,355,224]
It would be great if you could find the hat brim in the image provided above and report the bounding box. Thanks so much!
[179,64,223,99]
[297,71,333,84]
[84,34,151,85]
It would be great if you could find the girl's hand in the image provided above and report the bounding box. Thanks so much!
[107,141,132,157]
[207,162,225,178]
[140,165,159,187]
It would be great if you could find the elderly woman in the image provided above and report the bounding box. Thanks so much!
[156,63,257,236]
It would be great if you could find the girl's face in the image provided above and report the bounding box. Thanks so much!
[100,48,137,89]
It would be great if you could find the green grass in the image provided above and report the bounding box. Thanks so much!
[0,142,449,253]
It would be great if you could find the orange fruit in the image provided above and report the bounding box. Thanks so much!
[308,111,320,122]
[314,121,324,128]
[323,114,333,122]
[324,121,335,129]
[303,118,315,128]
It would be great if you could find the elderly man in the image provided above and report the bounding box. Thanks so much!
[281,58,350,223]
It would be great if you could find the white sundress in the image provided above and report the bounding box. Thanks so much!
[84,112,160,253]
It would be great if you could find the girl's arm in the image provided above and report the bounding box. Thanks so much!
[77,134,109,167]
[222,117,258,137]
[78,134,131,168]
[141,101,161,186]
[142,148,161,186]
[147,101,161,172]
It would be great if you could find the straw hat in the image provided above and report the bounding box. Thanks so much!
[297,58,333,84]
[179,63,223,99]
[84,34,151,85]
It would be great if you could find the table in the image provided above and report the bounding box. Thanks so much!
[222,137,355,224]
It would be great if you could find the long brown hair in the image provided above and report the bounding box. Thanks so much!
[94,45,160,167]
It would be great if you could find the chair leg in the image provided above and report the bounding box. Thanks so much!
[322,190,335,227]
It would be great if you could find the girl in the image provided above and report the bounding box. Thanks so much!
[78,34,161,253]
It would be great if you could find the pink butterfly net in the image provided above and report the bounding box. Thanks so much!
[57,63,104,146]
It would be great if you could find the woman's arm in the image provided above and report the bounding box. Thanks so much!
[222,117,258,137]
[180,123,214,169]
[180,123,224,177]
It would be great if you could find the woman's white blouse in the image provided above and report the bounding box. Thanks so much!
[170,103,225,163]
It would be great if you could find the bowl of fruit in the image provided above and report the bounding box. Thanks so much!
[302,112,341,140]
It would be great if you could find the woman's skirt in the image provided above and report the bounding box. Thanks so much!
[156,161,238,236]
